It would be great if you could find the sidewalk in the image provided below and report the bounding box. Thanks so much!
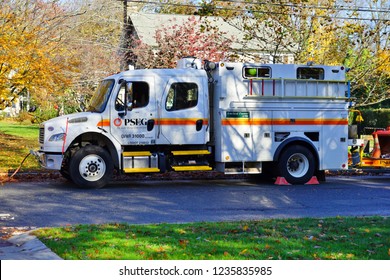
[0,231,62,260]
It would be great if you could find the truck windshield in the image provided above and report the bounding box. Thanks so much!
[87,79,115,113]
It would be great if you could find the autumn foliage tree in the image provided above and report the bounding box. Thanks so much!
[0,0,78,110]
[132,16,234,69]
[1,0,388,115]
[214,0,389,107]
[65,0,122,99]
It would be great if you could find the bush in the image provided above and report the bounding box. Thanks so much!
[15,111,33,123]
[31,108,59,123]
[351,108,390,133]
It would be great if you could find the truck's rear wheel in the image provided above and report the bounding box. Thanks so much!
[277,145,315,184]
[69,145,113,188]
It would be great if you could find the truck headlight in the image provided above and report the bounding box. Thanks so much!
[48,133,66,142]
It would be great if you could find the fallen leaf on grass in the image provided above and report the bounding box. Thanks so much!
[346,253,354,259]
[156,246,166,253]
[239,249,248,255]
[242,225,249,231]
[179,239,189,248]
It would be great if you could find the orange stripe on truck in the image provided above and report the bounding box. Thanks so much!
[97,119,110,126]
[158,118,209,125]
[221,118,348,126]
[97,119,209,126]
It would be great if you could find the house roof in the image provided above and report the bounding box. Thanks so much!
[129,13,292,53]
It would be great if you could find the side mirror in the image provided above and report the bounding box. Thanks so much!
[127,101,133,111]
[125,82,133,112]
[118,80,133,117]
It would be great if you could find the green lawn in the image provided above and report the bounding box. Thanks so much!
[0,121,39,140]
[0,120,41,172]
[34,216,390,260]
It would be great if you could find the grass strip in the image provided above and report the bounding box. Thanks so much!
[0,121,40,172]
[34,216,390,260]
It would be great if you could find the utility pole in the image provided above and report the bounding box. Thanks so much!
[118,0,137,70]
[118,0,129,71]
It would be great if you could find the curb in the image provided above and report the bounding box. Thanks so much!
[0,230,62,260]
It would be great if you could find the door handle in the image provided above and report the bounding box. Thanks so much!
[147,119,155,131]
[196,119,203,131]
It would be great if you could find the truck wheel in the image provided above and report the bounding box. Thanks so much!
[60,167,71,181]
[277,145,315,185]
[69,145,113,188]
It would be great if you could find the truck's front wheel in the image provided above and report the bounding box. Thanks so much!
[277,145,315,184]
[69,145,113,188]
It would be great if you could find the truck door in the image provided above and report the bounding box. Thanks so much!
[158,77,209,145]
[110,77,157,145]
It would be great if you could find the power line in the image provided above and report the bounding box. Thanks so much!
[124,0,390,14]
[124,0,390,22]
[221,0,390,14]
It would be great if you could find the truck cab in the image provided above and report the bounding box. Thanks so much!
[37,62,210,188]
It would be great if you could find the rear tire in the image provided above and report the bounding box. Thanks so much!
[277,145,315,185]
[69,145,113,188]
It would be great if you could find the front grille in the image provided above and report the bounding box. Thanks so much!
[39,126,45,144]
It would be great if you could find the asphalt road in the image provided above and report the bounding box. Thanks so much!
[1,174,389,228]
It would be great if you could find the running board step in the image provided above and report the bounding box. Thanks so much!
[123,167,160,173]
[171,150,211,156]
[171,165,212,171]
[123,151,152,157]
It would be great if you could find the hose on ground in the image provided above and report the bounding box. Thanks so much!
[0,153,31,185]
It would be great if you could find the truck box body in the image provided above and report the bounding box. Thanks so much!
[211,61,349,173]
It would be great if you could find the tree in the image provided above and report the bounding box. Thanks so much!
[157,0,197,14]
[0,0,77,110]
[219,0,389,106]
[132,15,234,68]
[64,0,123,98]
[342,0,390,107]
[1,0,125,114]
[196,0,242,17]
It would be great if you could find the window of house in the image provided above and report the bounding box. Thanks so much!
[165,83,198,111]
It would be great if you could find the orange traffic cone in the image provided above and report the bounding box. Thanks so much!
[305,176,320,185]
[371,132,381,158]
[274,177,291,185]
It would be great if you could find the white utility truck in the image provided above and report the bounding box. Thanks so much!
[35,58,354,188]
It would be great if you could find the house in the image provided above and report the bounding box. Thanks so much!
[0,97,20,117]
[128,12,295,64]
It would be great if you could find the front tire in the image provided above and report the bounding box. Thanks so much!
[277,145,315,184]
[69,145,113,188]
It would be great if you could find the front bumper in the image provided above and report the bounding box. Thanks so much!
[31,150,63,170]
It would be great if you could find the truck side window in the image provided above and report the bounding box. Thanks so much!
[166,83,198,111]
[133,82,149,109]
[115,81,149,111]
[297,67,324,80]
[243,67,271,79]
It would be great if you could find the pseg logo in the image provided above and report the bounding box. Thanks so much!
[114,118,122,126]
[114,118,148,127]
